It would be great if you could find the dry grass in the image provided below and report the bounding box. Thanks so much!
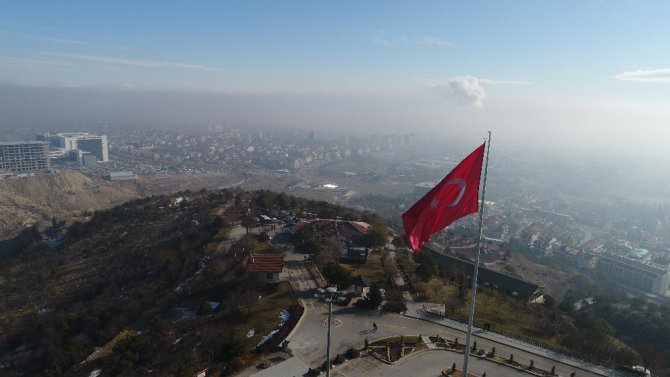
[345,253,385,283]
[423,278,561,348]
[233,281,296,351]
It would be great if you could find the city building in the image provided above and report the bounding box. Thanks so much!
[108,171,137,181]
[0,141,51,172]
[597,254,670,296]
[78,151,97,167]
[43,132,109,162]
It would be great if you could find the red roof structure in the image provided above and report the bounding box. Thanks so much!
[246,253,285,273]
[348,221,372,234]
[291,219,372,235]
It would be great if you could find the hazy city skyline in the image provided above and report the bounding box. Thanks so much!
[1,1,669,157]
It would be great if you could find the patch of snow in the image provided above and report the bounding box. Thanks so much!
[280,309,290,324]
[88,369,102,377]
[206,301,220,310]
[247,329,255,338]
[252,309,291,350]
[172,307,197,323]
[255,329,279,348]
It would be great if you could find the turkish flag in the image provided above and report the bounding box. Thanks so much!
[402,143,485,253]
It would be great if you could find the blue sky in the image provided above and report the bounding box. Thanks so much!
[2,1,669,94]
[1,1,669,155]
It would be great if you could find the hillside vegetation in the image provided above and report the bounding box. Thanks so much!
[0,188,387,376]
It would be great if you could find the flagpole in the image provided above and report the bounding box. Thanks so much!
[462,131,492,377]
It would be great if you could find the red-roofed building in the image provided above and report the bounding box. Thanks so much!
[247,253,285,283]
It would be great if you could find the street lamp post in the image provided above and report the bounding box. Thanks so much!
[325,286,337,377]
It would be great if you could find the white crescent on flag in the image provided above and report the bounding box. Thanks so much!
[445,178,466,207]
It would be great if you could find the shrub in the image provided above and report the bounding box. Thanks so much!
[345,348,360,359]
[333,354,344,365]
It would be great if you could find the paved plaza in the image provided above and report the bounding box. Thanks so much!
[279,297,612,377]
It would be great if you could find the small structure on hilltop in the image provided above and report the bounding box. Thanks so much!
[108,171,137,181]
[246,253,285,283]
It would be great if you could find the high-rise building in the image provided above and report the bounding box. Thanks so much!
[46,133,109,162]
[597,254,670,296]
[0,141,51,172]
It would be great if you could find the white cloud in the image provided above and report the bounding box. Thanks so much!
[0,31,84,45]
[0,56,71,67]
[425,76,486,107]
[423,76,532,107]
[372,31,452,48]
[35,37,83,45]
[45,52,220,71]
[615,68,670,83]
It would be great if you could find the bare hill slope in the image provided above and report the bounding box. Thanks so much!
[0,170,246,240]
[0,171,138,238]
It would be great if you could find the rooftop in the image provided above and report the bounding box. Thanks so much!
[246,253,285,273]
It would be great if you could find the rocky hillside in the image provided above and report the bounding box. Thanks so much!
[0,171,138,239]
[0,170,244,240]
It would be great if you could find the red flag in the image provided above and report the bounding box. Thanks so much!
[402,143,485,253]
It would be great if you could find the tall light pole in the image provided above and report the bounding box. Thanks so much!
[325,287,337,377]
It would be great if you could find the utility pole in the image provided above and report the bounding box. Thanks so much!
[325,287,337,377]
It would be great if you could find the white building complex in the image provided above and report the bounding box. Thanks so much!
[0,141,51,172]
[597,254,670,296]
[41,132,109,162]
